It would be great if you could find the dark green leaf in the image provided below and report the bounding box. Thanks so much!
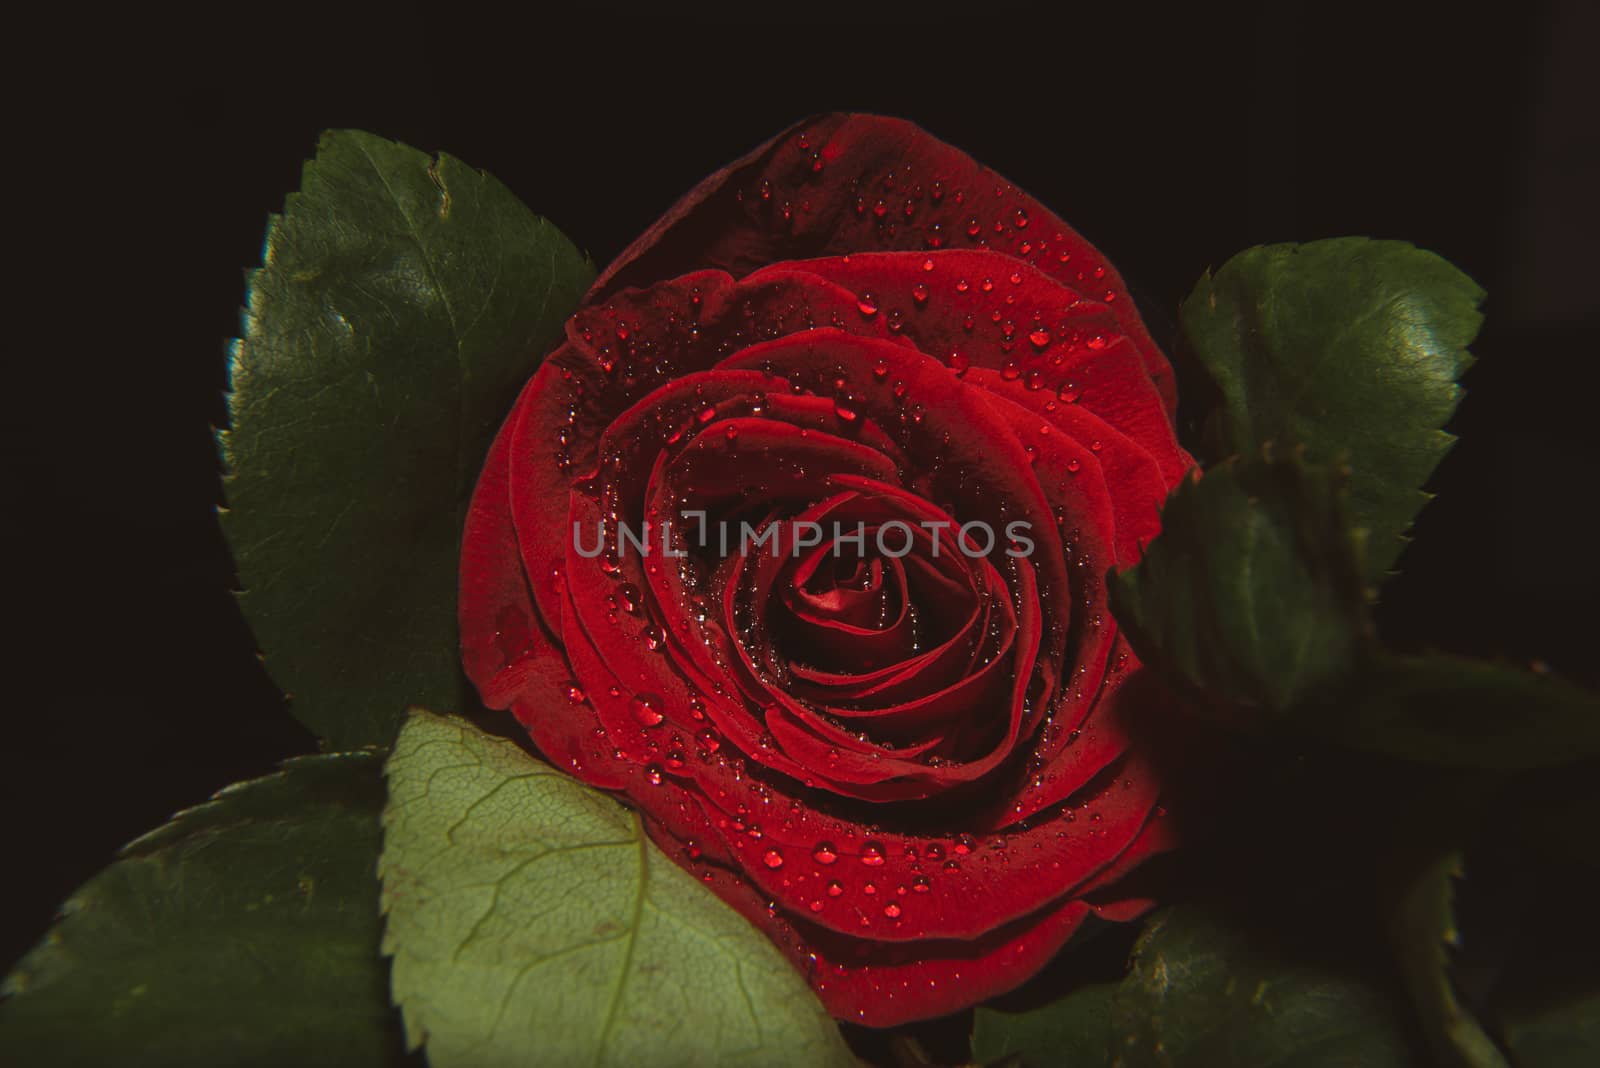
[1107,451,1371,719]
[1335,653,1600,770]
[0,753,394,1067]
[1389,849,1509,1068]
[1500,990,1600,1068]
[1110,907,1414,1066]
[1181,237,1483,582]
[975,907,1414,1068]
[972,981,1116,1067]
[220,130,594,749]
[1497,978,1600,1061]
[380,709,854,1068]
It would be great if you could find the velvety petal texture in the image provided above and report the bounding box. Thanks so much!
[459,113,1192,1027]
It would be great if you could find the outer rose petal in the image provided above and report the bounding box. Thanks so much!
[591,113,1176,416]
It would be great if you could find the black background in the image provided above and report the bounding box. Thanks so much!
[13,3,1598,977]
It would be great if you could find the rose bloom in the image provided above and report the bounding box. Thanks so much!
[460,113,1192,1026]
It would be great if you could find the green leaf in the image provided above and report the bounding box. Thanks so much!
[1112,907,1414,1066]
[975,907,1415,1068]
[1389,850,1509,1068]
[0,753,394,1067]
[971,982,1116,1067]
[379,709,855,1068]
[220,130,594,749]
[1499,984,1600,1067]
[1336,654,1600,770]
[1107,450,1371,719]
[1181,237,1483,582]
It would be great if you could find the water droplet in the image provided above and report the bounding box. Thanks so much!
[922,258,935,272]
[630,693,665,727]
[912,283,930,304]
[872,360,890,381]
[884,903,902,918]
[860,841,886,866]
[763,850,785,869]
[1012,208,1029,229]
[813,842,839,865]
[616,583,642,615]
[644,764,663,785]
[912,875,931,893]
[565,682,586,704]
[1058,381,1080,403]
[724,424,739,443]
[856,294,879,317]
[1028,328,1051,350]
[826,880,844,897]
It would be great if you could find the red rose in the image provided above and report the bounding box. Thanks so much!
[459,113,1192,1026]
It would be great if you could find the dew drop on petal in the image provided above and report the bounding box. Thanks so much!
[631,693,665,727]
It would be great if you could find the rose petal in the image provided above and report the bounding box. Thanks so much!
[590,113,1176,416]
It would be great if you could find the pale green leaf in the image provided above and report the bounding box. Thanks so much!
[380,709,854,1068]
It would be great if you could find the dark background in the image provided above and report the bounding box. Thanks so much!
[13,3,1597,974]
